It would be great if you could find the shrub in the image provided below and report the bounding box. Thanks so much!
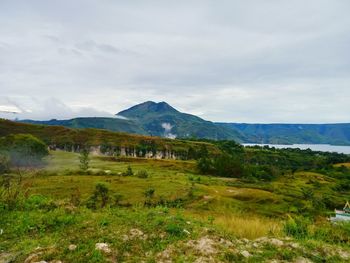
[283,216,310,239]
[0,173,26,210]
[113,193,123,206]
[0,134,48,167]
[0,153,10,174]
[144,188,155,199]
[86,182,110,209]
[79,148,90,172]
[165,223,184,237]
[123,165,133,176]
[136,170,148,178]
[301,187,314,199]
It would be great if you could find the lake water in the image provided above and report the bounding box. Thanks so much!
[243,143,350,155]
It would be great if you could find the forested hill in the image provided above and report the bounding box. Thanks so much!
[216,123,350,146]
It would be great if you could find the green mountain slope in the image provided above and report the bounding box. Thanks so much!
[16,101,350,145]
[21,117,147,135]
[117,101,243,141]
[217,123,350,145]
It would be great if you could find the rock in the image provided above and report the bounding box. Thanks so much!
[252,242,260,248]
[294,257,313,263]
[68,244,77,251]
[156,245,175,262]
[241,238,249,244]
[289,242,299,249]
[240,250,251,258]
[183,229,191,235]
[193,256,216,263]
[269,238,284,247]
[337,249,350,260]
[129,228,146,239]
[187,236,217,256]
[219,238,233,248]
[0,253,18,263]
[24,252,42,263]
[95,243,111,254]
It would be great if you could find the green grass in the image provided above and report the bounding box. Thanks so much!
[1,151,350,262]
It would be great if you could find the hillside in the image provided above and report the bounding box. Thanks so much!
[17,101,350,145]
[217,123,350,145]
[117,101,244,140]
[22,117,147,135]
[0,118,220,159]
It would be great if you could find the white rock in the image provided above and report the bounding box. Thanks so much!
[269,238,284,247]
[294,257,313,263]
[68,244,77,251]
[183,229,191,235]
[240,250,251,258]
[95,243,111,254]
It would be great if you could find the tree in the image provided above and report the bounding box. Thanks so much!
[0,134,48,167]
[79,148,90,172]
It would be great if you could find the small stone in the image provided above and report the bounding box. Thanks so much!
[294,257,313,263]
[289,242,299,249]
[0,253,17,263]
[95,243,111,254]
[183,229,190,235]
[24,253,41,263]
[252,242,260,248]
[241,238,249,244]
[269,238,284,247]
[68,244,77,251]
[240,250,251,258]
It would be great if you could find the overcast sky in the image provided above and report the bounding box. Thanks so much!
[0,0,349,123]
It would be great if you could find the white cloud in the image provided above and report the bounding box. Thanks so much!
[0,0,349,123]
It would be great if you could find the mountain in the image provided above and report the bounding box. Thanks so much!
[16,101,350,145]
[216,123,350,146]
[21,117,147,135]
[116,101,243,140]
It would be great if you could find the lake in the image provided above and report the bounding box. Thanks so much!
[243,143,350,155]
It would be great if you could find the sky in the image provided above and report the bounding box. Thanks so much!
[0,0,349,123]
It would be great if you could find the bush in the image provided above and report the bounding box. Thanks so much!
[283,216,310,239]
[0,134,48,167]
[144,188,155,199]
[0,153,10,174]
[86,182,110,209]
[123,165,133,176]
[136,170,148,178]
[79,148,90,172]
[0,173,26,210]
[113,193,123,206]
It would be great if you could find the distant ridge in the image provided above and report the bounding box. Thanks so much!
[16,101,350,145]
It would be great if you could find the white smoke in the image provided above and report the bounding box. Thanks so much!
[161,122,177,139]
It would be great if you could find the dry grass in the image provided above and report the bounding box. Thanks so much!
[334,162,350,168]
[214,213,282,239]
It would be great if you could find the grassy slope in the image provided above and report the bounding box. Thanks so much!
[21,117,147,135]
[1,151,350,262]
[0,119,220,154]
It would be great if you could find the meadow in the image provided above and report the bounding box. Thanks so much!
[1,150,350,262]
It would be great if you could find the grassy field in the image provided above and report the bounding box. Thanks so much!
[1,151,350,262]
